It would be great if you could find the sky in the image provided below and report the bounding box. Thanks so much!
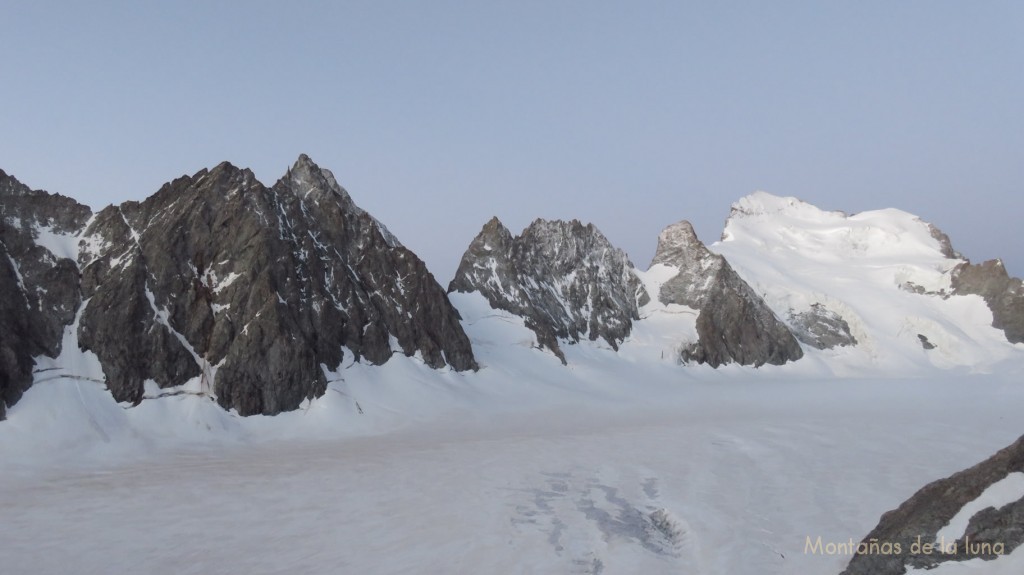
[2,1,1022,281]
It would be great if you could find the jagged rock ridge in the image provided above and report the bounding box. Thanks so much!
[651,221,804,367]
[842,434,1024,574]
[0,156,476,418]
[449,217,649,362]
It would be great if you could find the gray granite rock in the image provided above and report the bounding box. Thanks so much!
[925,221,960,260]
[652,221,804,367]
[2,157,477,417]
[950,259,1024,344]
[450,217,649,363]
[789,304,857,350]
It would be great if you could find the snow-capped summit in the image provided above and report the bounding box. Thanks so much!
[712,191,1022,372]
[726,190,848,223]
[722,191,954,263]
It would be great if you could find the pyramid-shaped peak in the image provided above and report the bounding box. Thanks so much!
[651,220,708,268]
[290,153,330,178]
[659,220,698,241]
[466,216,513,251]
[281,154,348,199]
[288,153,327,179]
[483,215,507,230]
[211,159,242,172]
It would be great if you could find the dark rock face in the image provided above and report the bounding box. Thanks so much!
[950,260,1024,344]
[0,245,33,420]
[78,155,476,415]
[652,221,803,367]
[2,157,477,417]
[788,304,857,350]
[449,217,649,362]
[917,334,936,350]
[842,435,1024,575]
[0,170,92,419]
[925,221,960,260]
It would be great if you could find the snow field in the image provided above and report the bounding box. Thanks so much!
[4,192,1024,574]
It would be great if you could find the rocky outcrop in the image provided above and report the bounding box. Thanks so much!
[788,304,857,350]
[1,156,477,417]
[842,434,1024,574]
[652,221,803,367]
[913,219,1023,345]
[917,334,936,350]
[0,170,91,419]
[950,259,1024,344]
[449,217,649,362]
[925,221,960,260]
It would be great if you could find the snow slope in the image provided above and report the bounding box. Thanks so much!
[3,352,1023,574]
[711,192,1021,375]
[3,285,1024,574]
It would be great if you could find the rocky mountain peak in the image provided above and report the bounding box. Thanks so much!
[480,215,511,237]
[523,217,590,235]
[294,152,316,169]
[1,170,92,233]
[465,216,513,253]
[2,159,477,418]
[277,154,402,249]
[651,221,804,367]
[450,217,648,363]
[518,218,608,268]
[650,220,707,269]
[284,154,345,199]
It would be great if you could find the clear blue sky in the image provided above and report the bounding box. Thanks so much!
[3,1,1021,281]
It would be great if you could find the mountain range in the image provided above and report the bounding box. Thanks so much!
[3,155,1022,420]
[3,156,1024,573]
